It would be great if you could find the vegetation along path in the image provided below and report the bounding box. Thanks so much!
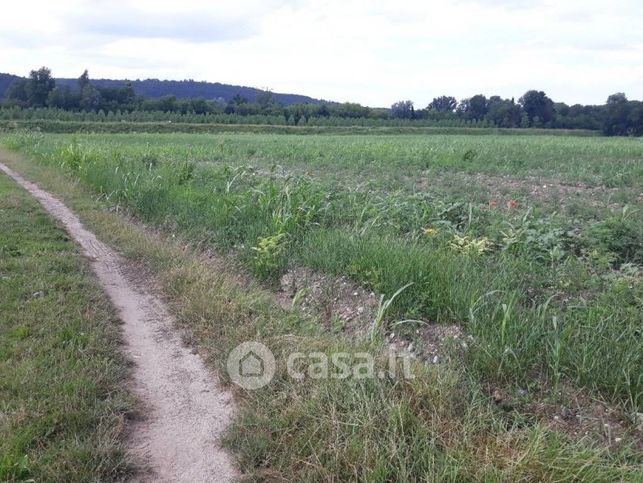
[0,160,237,482]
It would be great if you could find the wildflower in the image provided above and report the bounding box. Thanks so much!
[506,199,517,209]
[423,227,437,236]
[488,199,498,209]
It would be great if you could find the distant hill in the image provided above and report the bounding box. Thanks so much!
[0,73,324,105]
[0,73,21,98]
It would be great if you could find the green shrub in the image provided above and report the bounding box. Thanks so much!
[585,208,643,265]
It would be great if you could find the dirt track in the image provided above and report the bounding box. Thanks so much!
[0,161,237,482]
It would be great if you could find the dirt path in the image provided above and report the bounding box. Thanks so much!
[0,162,238,482]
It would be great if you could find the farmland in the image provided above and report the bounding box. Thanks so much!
[1,131,642,480]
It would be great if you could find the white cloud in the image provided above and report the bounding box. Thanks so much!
[1,0,641,105]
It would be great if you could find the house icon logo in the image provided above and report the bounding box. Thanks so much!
[239,350,264,377]
[227,342,275,390]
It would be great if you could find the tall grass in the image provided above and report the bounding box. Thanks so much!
[2,131,641,410]
[2,138,642,481]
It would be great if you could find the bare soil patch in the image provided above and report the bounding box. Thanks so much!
[488,382,643,450]
[409,172,631,210]
[278,266,465,364]
[279,266,379,336]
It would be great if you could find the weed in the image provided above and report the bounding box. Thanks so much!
[449,233,492,255]
[251,232,286,279]
[370,283,413,343]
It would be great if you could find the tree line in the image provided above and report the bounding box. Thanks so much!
[3,67,642,136]
[392,92,643,136]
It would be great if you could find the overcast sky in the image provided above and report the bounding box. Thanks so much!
[1,0,642,107]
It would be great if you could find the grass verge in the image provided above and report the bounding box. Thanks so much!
[1,150,641,480]
[0,171,133,481]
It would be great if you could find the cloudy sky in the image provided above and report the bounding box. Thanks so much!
[1,0,642,107]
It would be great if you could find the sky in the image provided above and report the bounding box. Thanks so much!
[1,0,642,107]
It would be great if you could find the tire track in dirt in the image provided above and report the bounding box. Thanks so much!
[0,162,238,482]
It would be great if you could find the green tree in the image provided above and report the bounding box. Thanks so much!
[607,92,627,105]
[256,90,275,109]
[457,94,488,120]
[75,70,101,111]
[26,67,56,107]
[78,69,90,91]
[519,90,554,126]
[628,102,643,136]
[603,93,630,135]
[79,85,101,111]
[428,96,457,113]
[157,95,178,112]
[188,97,210,115]
[390,100,414,119]
[336,102,371,118]
[316,103,330,117]
[47,86,80,110]
[467,94,487,119]
[486,96,522,128]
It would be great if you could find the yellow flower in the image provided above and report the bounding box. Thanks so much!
[423,227,437,236]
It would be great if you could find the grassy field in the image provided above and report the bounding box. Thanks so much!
[1,131,642,480]
[0,172,134,481]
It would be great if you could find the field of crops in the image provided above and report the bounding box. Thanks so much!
[2,131,642,480]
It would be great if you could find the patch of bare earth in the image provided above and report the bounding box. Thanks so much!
[388,323,465,365]
[488,382,643,451]
[409,172,634,210]
[279,266,378,336]
[0,162,238,483]
[278,266,464,364]
[471,174,621,201]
